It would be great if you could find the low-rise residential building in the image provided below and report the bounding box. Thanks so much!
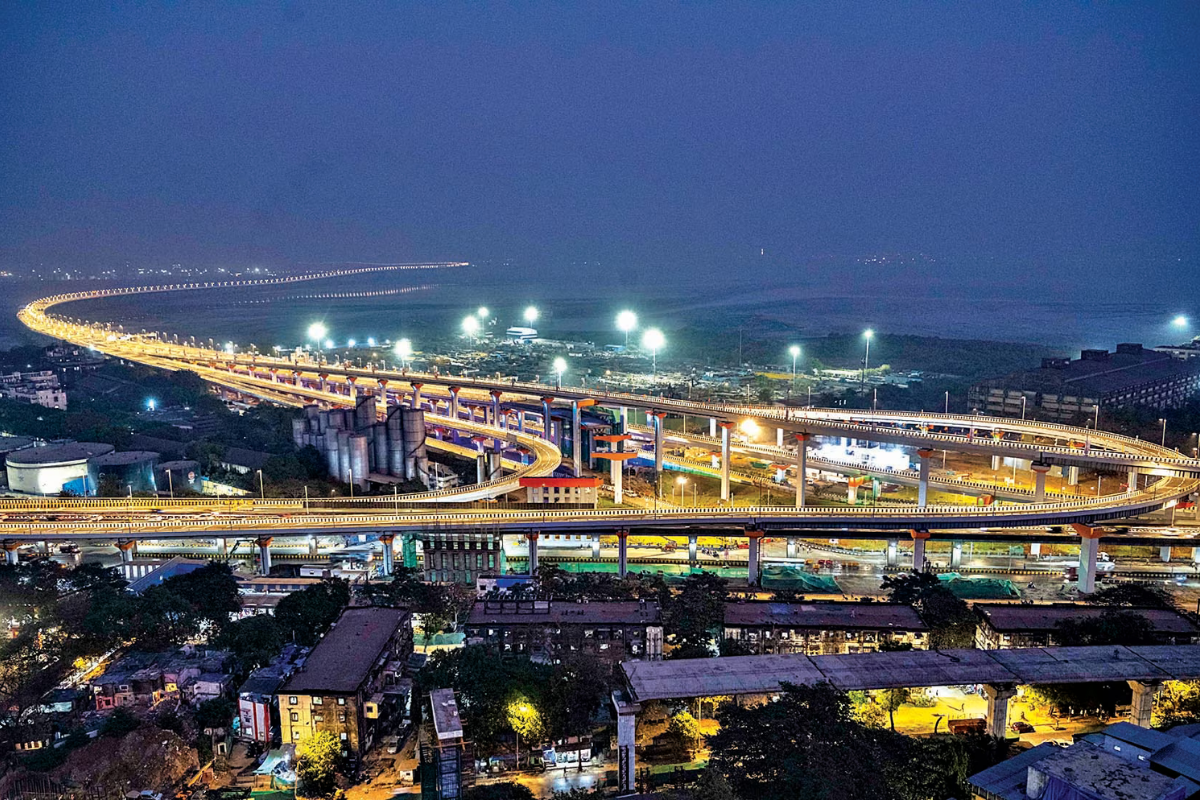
[721,601,929,655]
[974,604,1200,650]
[277,607,413,764]
[0,370,66,409]
[237,644,308,745]
[422,532,505,585]
[464,598,663,666]
[91,647,232,711]
[968,343,1200,421]
[518,476,600,506]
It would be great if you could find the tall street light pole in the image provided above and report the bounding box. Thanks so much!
[1160,418,1168,447]
[861,330,874,393]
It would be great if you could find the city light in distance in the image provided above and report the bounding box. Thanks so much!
[323,339,334,349]
[347,339,356,348]
[616,310,638,333]
[307,322,328,341]
[462,316,481,337]
[524,306,539,324]
[367,337,376,347]
[394,338,413,359]
[642,328,665,352]
[1173,315,1189,328]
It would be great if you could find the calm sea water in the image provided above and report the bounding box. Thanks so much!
[2,266,1191,355]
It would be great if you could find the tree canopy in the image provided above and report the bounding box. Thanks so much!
[881,571,975,649]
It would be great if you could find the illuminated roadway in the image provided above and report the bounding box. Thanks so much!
[12,268,1200,557]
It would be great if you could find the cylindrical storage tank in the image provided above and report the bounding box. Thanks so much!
[5,442,113,496]
[337,430,353,484]
[291,417,308,448]
[354,396,376,431]
[349,434,370,490]
[316,409,329,434]
[156,459,202,493]
[305,405,320,434]
[373,423,389,475]
[386,406,405,478]
[92,451,160,494]
[324,434,340,478]
[400,408,428,482]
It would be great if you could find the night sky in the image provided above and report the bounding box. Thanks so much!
[1,4,1197,295]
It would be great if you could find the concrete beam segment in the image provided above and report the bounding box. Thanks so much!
[1032,462,1051,503]
[983,685,1017,739]
[719,422,734,503]
[527,532,539,577]
[795,433,811,508]
[572,400,583,478]
[917,448,935,507]
[1072,523,1102,594]
[746,528,764,586]
[1128,681,1160,728]
[910,530,931,573]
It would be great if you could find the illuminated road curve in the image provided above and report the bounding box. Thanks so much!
[15,270,1200,542]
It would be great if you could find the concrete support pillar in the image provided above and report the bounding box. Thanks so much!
[917,448,935,507]
[719,422,734,503]
[449,386,461,420]
[347,377,357,402]
[950,541,963,568]
[318,374,328,393]
[476,453,487,484]
[218,538,228,559]
[983,685,1017,739]
[3,542,20,565]
[615,698,640,794]
[847,477,861,505]
[572,400,583,478]
[1127,469,1139,492]
[1160,546,1172,563]
[991,454,1001,471]
[617,530,629,578]
[786,538,797,559]
[1067,465,1080,486]
[541,397,555,442]
[255,536,273,576]
[492,391,505,431]
[795,433,810,508]
[746,528,763,586]
[377,380,388,407]
[688,534,698,564]
[1032,462,1051,503]
[612,456,624,505]
[591,533,601,560]
[1072,523,1101,594]
[1193,546,1200,565]
[116,539,136,564]
[709,417,717,438]
[308,536,318,557]
[776,427,784,448]
[910,530,930,573]
[1128,681,1160,728]
[379,533,395,577]
[652,412,666,482]
[1030,542,1041,559]
[527,532,539,577]
[517,411,525,433]
[410,382,424,411]
[886,538,899,567]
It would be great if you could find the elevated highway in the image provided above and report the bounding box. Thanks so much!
[14,270,1200,588]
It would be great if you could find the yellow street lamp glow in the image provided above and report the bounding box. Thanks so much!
[524,306,539,324]
[739,418,760,438]
[462,316,481,336]
[676,476,687,485]
[307,322,328,341]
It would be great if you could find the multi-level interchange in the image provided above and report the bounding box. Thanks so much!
[12,267,1200,594]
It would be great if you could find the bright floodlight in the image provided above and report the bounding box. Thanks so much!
[146,398,156,411]
[477,307,489,319]
[864,329,874,339]
[617,310,638,333]
[739,418,760,438]
[553,356,567,375]
[323,339,334,349]
[367,337,376,347]
[307,322,327,341]
[642,328,665,351]
[789,345,801,358]
[1172,315,1189,328]
[524,306,539,324]
[462,316,481,336]
[347,339,356,348]
[394,338,413,359]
